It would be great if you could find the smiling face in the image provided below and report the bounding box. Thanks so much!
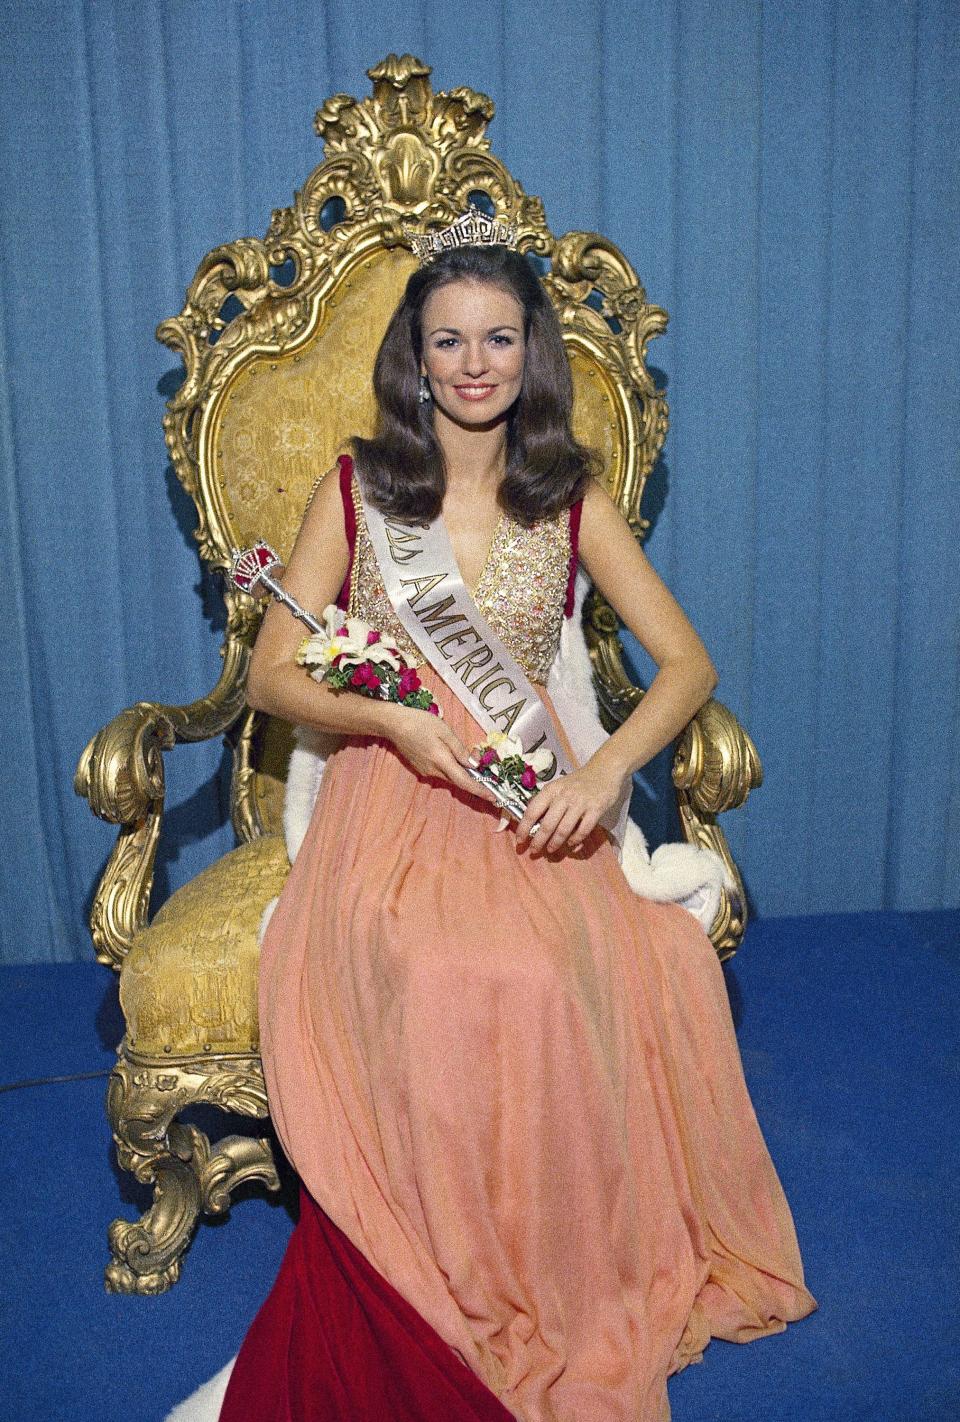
[419,279,527,428]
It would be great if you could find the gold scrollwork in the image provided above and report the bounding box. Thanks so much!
[673,702,763,957]
[105,1052,280,1295]
[74,651,250,968]
[674,700,764,816]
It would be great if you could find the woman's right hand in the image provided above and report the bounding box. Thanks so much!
[388,708,500,807]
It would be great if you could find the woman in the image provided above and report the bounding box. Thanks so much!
[172,237,817,1422]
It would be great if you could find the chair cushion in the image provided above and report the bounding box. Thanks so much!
[120,836,290,1057]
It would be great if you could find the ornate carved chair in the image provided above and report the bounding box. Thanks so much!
[75,54,761,1295]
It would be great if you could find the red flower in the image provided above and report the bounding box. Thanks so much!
[398,668,421,698]
[427,703,440,715]
[351,664,381,690]
[366,629,381,645]
[336,624,349,637]
[520,765,538,790]
[478,747,499,768]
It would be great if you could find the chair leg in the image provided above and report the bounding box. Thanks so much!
[105,1049,281,1294]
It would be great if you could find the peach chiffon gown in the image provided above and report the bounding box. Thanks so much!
[257,460,817,1422]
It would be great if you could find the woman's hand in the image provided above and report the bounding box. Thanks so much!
[514,756,627,858]
[389,709,501,808]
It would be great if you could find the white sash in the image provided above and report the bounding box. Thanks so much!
[356,478,574,784]
[277,468,735,935]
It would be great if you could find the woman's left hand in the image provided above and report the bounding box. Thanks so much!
[514,757,626,858]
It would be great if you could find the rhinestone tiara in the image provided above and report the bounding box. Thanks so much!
[409,203,520,266]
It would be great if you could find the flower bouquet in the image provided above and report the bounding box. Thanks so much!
[296,607,443,715]
[468,731,556,831]
[299,616,552,829]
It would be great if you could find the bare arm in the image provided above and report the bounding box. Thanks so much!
[246,460,393,736]
[576,478,719,782]
[515,479,719,854]
[245,461,497,807]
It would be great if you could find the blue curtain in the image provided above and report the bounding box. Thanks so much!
[1,0,956,963]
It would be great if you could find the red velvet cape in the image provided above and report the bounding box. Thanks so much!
[219,1184,515,1421]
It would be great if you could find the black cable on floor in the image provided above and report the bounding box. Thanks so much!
[0,1069,112,1093]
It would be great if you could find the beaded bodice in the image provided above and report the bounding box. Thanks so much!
[343,471,574,684]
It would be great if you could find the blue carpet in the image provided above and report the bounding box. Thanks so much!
[1,909,957,1422]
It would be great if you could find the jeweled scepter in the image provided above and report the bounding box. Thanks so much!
[229,541,323,633]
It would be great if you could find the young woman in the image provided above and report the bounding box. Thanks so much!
[172,237,816,1422]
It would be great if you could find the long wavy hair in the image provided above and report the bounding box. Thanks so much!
[350,245,599,524]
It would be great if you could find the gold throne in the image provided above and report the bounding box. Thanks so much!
[75,54,762,1295]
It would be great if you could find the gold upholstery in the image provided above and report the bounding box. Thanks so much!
[246,713,295,843]
[121,837,289,1057]
[75,53,761,1294]
[215,249,410,558]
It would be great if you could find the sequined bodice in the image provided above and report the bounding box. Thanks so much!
[345,472,572,683]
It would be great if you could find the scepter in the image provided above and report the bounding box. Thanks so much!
[228,541,323,634]
[227,542,535,826]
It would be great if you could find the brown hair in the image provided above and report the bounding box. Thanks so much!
[350,245,598,523]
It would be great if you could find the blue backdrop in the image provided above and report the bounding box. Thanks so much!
[1,0,957,963]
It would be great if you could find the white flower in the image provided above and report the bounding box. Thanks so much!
[362,642,405,671]
[297,606,408,675]
[297,632,353,668]
[478,730,551,778]
[483,730,524,759]
[320,606,371,652]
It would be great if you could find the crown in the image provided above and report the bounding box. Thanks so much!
[409,203,520,266]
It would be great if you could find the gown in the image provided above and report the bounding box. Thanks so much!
[215,455,818,1422]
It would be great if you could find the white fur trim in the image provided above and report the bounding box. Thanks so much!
[621,821,733,932]
[545,567,634,848]
[283,725,343,861]
[259,895,279,944]
[163,1357,235,1422]
[544,567,734,932]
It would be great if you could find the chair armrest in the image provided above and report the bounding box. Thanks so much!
[673,697,763,816]
[74,656,249,969]
[672,697,763,958]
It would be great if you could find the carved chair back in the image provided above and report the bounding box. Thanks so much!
[158,54,669,844]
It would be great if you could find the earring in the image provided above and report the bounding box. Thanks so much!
[418,373,431,404]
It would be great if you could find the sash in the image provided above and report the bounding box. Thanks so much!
[356,477,574,783]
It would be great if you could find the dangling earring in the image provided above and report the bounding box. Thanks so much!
[418,373,432,404]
